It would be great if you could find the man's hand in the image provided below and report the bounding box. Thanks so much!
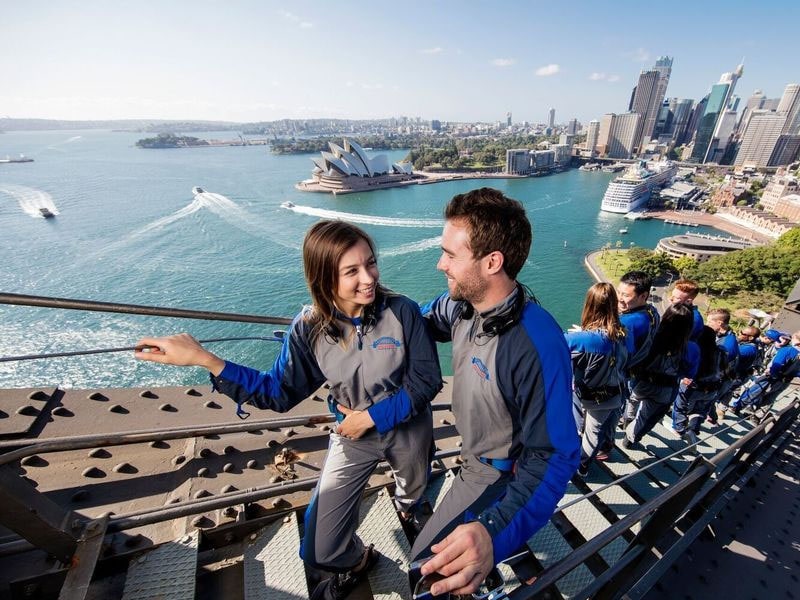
[419,522,494,596]
[336,404,374,439]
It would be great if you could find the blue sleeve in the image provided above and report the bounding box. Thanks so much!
[690,307,704,340]
[477,304,580,563]
[420,291,457,343]
[212,312,326,417]
[367,296,442,434]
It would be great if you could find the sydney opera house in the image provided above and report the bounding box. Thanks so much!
[297,138,418,194]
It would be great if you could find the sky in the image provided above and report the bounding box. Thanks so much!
[2,0,799,125]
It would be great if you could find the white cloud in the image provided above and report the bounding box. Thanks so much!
[278,10,313,28]
[608,75,621,82]
[627,47,650,62]
[589,72,607,81]
[535,64,560,76]
[491,58,516,67]
[420,47,444,55]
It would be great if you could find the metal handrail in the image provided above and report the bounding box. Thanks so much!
[0,292,294,325]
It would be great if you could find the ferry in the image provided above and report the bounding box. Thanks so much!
[192,186,205,195]
[0,154,34,163]
[600,160,677,214]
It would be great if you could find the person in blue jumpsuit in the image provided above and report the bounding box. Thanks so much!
[615,271,661,435]
[707,308,740,420]
[668,279,705,340]
[623,303,699,448]
[735,326,763,379]
[135,220,442,600]
[413,188,579,598]
[565,282,630,477]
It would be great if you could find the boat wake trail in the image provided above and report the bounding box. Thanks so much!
[283,203,443,228]
[0,184,59,218]
[135,192,266,238]
[382,236,442,256]
[529,198,572,212]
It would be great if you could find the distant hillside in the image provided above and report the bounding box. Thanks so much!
[0,118,241,132]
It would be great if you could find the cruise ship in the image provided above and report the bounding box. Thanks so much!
[600,160,677,213]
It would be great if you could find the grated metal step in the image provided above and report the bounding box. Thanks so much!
[527,521,594,599]
[357,490,412,600]
[424,470,455,510]
[559,483,628,568]
[121,531,198,600]
[581,462,641,533]
[243,512,307,600]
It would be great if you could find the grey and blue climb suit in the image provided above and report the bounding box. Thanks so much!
[211,293,442,572]
[412,287,580,564]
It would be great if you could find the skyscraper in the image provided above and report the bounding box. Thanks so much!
[778,83,800,134]
[734,110,786,167]
[629,56,673,153]
[585,120,600,157]
[691,63,744,163]
[507,112,512,128]
[567,118,578,135]
[597,113,640,159]
[548,108,555,128]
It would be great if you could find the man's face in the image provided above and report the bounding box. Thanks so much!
[669,288,694,306]
[437,219,488,305]
[617,283,647,313]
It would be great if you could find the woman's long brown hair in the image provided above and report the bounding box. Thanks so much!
[580,282,625,340]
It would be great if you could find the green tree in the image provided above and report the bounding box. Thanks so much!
[673,256,697,277]
[630,252,675,279]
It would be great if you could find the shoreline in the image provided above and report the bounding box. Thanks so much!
[646,209,774,243]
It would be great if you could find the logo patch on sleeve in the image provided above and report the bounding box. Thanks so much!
[471,357,490,381]
[372,336,402,350]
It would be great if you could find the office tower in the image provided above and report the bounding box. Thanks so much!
[778,83,800,134]
[629,56,673,153]
[548,108,555,128]
[597,113,640,159]
[505,149,531,175]
[585,120,600,156]
[707,109,738,163]
[567,118,578,135]
[738,90,766,135]
[734,110,787,167]
[431,119,442,131]
[691,63,744,163]
[769,135,800,167]
[671,99,694,144]
[507,112,512,128]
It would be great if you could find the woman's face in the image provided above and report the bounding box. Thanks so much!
[333,238,379,318]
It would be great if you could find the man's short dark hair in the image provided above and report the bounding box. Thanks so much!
[620,271,652,296]
[444,187,531,280]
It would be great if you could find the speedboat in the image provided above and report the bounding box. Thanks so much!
[39,208,55,218]
[192,186,205,195]
[281,201,295,209]
[619,227,628,234]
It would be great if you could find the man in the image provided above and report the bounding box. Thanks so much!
[668,279,704,340]
[735,326,762,379]
[414,188,580,597]
[616,271,661,434]
[706,308,740,419]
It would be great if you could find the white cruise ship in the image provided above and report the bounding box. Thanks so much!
[600,160,677,214]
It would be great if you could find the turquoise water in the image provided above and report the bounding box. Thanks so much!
[0,130,718,389]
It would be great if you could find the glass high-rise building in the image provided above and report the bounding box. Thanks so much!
[691,64,743,163]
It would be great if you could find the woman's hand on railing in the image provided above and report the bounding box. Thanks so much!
[134,333,226,376]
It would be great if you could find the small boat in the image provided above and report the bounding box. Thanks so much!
[192,186,205,195]
[39,208,55,218]
[281,201,295,209]
[619,227,628,234]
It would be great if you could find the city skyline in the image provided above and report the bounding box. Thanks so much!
[2,0,799,124]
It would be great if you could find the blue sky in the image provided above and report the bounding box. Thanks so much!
[2,0,798,124]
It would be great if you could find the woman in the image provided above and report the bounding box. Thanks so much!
[623,303,699,449]
[565,283,630,477]
[135,220,442,600]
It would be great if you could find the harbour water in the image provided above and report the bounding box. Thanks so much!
[0,130,719,389]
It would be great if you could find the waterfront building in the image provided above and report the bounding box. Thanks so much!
[600,159,677,213]
[761,175,799,212]
[532,149,556,172]
[691,64,744,163]
[774,194,800,223]
[597,112,640,159]
[584,120,600,157]
[734,111,787,167]
[506,149,532,175]
[725,205,796,237]
[552,144,571,166]
[548,108,555,128]
[303,138,414,193]
[656,232,755,262]
[657,181,700,208]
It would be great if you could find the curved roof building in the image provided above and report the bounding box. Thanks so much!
[656,232,755,262]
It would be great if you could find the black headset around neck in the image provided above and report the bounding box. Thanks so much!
[324,294,381,343]
[460,283,533,338]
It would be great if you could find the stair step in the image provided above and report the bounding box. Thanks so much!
[122,532,198,600]
[243,512,307,600]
